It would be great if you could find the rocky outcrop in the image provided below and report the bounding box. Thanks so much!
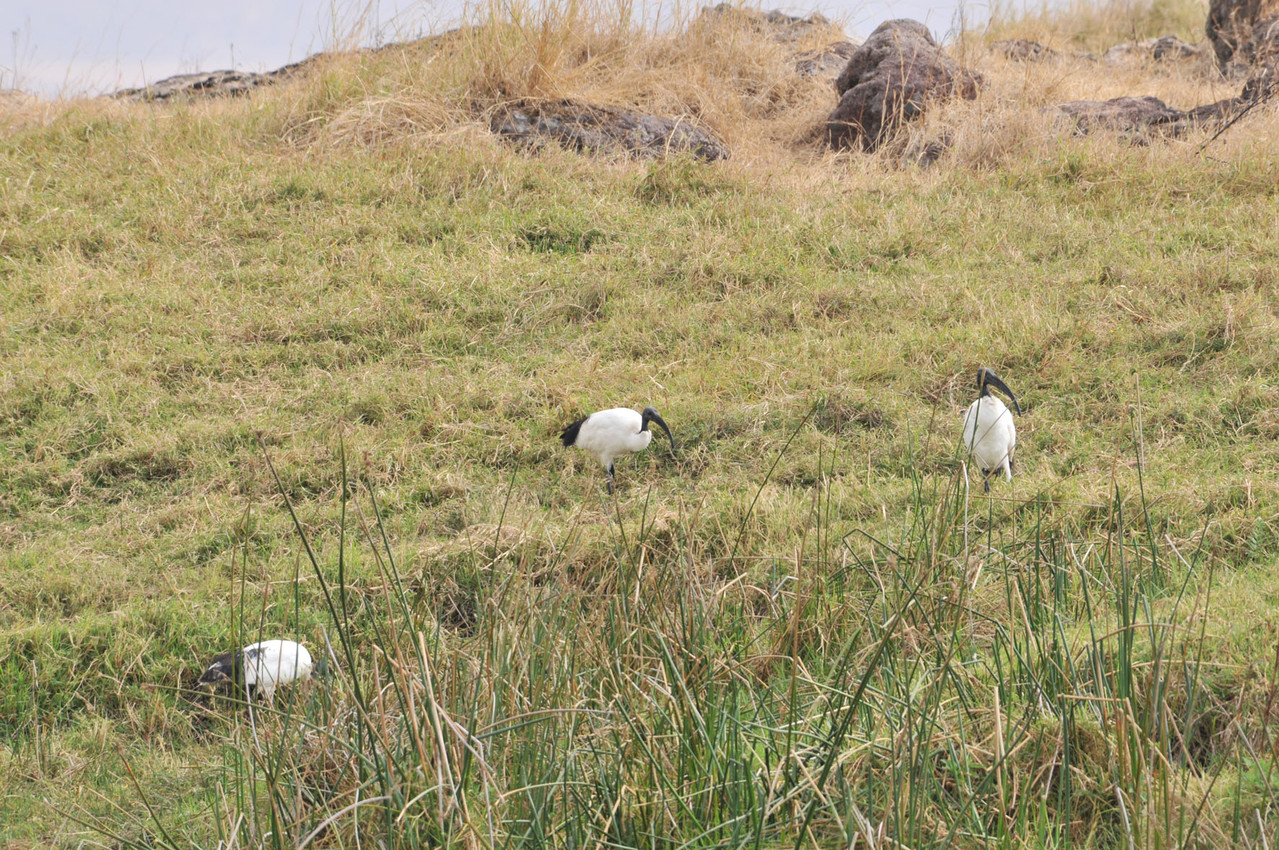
[1055,66,1277,140]
[112,54,332,102]
[1056,96,1187,134]
[115,69,275,102]
[111,36,444,101]
[491,99,728,161]
[826,19,981,151]
[1207,0,1279,68]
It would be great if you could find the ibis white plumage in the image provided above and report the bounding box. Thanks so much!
[198,639,314,703]
[560,406,675,493]
[961,368,1021,491]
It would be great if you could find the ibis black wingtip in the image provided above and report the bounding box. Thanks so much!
[560,416,587,448]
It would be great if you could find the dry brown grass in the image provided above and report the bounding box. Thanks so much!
[5,0,1274,177]
[908,42,1251,170]
[984,0,1208,50]
[279,0,1277,174]
[308,0,850,163]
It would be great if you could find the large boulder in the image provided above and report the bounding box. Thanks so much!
[826,19,981,151]
[1055,66,1277,141]
[1207,0,1279,68]
[492,99,728,161]
[1056,96,1187,135]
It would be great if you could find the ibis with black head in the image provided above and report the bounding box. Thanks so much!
[961,368,1021,491]
[560,406,675,493]
[198,639,314,703]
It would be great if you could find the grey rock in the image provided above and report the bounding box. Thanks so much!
[110,35,444,102]
[1101,35,1207,63]
[112,57,321,102]
[826,19,981,151]
[1054,72,1277,142]
[1153,35,1208,59]
[1056,95,1185,135]
[1186,96,1243,123]
[492,99,728,161]
[114,70,268,102]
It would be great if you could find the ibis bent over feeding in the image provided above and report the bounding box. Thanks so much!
[961,368,1020,492]
[198,639,314,703]
[560,406,675,493]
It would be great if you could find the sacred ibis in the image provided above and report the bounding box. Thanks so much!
[560,406,675,493]
[198,639,314,703]
[961,368,1021,492]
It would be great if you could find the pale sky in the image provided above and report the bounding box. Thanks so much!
[6,0,992,99]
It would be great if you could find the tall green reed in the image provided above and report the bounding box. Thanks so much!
[98,419,1275,848]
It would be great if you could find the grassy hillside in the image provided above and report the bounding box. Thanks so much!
[3,0,1279,845]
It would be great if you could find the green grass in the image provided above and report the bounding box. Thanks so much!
[3,3,1279,844]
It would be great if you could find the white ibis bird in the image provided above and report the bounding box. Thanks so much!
[560,406,675,493]
[961,368,1021,491]
[198,639,314,703]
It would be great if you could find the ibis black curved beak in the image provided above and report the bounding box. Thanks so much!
[982,370,1021,415]
[641,406,676,454]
